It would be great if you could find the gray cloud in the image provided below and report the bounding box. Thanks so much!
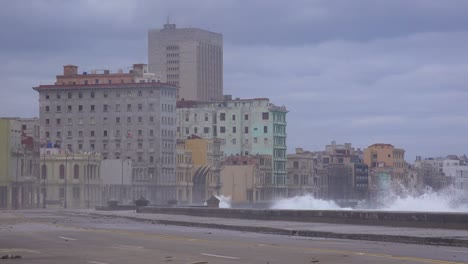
[1,0,467,160]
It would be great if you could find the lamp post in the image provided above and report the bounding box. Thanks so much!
[64,152,68,209]
[120,157,130,203]
[42,151,47,209]
[86,152,90,209]
[14,144,24,210]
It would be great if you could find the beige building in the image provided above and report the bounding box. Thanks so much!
[0,118,41,209]
[40,148,101,208]
[174,136,222,204]
[363,143,406,182]
[220,155,273,204]
[287,148,317,197]
[175,140,193,204]
[148,23,223,101]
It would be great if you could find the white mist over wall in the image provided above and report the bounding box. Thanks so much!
[216,195,232,208]
[270,187,468,212]
[271,195,344,210]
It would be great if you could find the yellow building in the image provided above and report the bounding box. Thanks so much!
[175,136,222,204]
[363,143,406,183]
[175,140,193,204]
[40,148,102,208]
[0,118,41,209]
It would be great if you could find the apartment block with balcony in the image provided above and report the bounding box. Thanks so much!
[176,96,288,198]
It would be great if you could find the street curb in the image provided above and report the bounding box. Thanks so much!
[82,212,468,248]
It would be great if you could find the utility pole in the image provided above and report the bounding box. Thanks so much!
[64,152,68,209]
[87,153,90,209]
[42,151,46,209]
[14,145,22,210]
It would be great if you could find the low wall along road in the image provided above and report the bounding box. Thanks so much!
[137,207,468,229]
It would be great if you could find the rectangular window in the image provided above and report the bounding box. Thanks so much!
[79,105,83,112]
[103,130,108,137]
[262,112,269,120]
[45,106,49,112]
[56,131,61,137]
[149,116,154,122]
[204,127,210,133]
[115,104,120,111]
[138,116,142,123]
[67,118,72,125]
[127,104,131,111]
[138,104,142,111]
[244,127,249,133]
[185,127,189,135]
[232,127,236,133]
[204,114,209,121]
[264,126,268,133]
[103,104,108,112]
[67,105,72,112]
[232,115,236,121]
[254,137,258,143]
[220,113,225,121]
[127,117,131,123]
[56,119,61,125]
[78,131,83,137]
[149,130,154,136]
[67,131,72,137]
[90,105,95,111]
[90,131,95,137]
[245,114,249,120]
[116,117,120,124]
[149,103,153,111]
[78,92,83,99]
[68,92,72,99]
[45,119,50,125]
[138,130,142,136]
[56,106,61,112]
[194,127,198,134]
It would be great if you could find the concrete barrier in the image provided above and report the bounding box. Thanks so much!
[95,205,136,211]
[137,207,468,229]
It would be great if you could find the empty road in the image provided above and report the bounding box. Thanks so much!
[0,210,467,264]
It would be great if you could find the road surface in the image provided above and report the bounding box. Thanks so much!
[0,210,466,264]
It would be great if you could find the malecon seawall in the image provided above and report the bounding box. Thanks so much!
[137,207,468,229]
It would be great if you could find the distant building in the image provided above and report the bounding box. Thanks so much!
[33,64,177,204]
[100,158,133,204]
[40,148,101,208]
[175,140,193,204]
[299,142,368,205]
[287,148,317,197]
[0,118,40,209]
[176,97,288,197]
[148,23,223,101]
[363,143,406,183]
[413,156,453,191]
[221,155,273,203]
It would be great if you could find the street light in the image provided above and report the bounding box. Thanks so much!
[42,151,47,209]
[120,157,131,203]
[15,144,25,210]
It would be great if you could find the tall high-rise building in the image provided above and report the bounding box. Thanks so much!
[33,64,177,203]
[148,23,223,101]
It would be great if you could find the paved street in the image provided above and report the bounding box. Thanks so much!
[0,210,467,264]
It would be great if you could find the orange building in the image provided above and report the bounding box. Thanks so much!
[363,143,406,182]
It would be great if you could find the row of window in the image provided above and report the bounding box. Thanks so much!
[178,125,269,135]
[45,115,174,126]
[45,103,157,113]
[44,89,176,100]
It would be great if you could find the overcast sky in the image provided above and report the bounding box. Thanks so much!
[1,0,467,160]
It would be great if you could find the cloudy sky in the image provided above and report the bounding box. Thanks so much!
[1,0,467,160]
